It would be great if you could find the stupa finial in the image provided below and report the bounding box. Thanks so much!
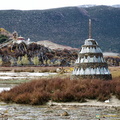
[89,19,92,39]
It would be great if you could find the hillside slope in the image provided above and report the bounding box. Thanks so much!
[37,40,78,50]
[0,6,120,52]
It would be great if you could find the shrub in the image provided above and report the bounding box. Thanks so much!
[0,77,120,105]
[14,92,31,104]
[30,91,50,105]
[0,91,12,103]
[110,77,120,98]
[52,89,75,102]
[115,86,120,99]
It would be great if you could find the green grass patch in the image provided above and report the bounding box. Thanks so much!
[0,79,31,84]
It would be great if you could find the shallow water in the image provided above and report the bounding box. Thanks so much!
[0,87,11,92]
[0,72,57,92]
[0,72,57,79]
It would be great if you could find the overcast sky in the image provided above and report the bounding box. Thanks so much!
[1,0,120,10]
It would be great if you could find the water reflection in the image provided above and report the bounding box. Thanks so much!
[0,87,11,92]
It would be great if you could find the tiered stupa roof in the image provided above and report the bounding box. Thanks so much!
[71,20,112,80]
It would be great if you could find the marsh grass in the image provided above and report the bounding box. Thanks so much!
[0,77,120,105]
[0,79,31,84]
[0,66,68,73]
[14,69,34,72]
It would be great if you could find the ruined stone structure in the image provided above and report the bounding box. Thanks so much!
[12,31,31,44]
[71,19,112,80]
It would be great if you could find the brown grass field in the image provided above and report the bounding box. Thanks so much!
[0,66,119,105]
[0,66,73,73]
[109,67,120,78]
[0,66,119,74]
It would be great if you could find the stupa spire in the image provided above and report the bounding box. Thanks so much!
[89,19,92,39]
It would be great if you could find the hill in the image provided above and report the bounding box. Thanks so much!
[0,6,120,52]
[37,40,78,50]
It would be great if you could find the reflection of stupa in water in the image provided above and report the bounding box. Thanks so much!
[71,19,112,80]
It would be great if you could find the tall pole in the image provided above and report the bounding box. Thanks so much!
[89,19,92,39]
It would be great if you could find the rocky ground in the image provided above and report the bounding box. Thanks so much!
[0,101,120,120]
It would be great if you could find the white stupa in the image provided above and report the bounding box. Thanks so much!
[71,19,112,80]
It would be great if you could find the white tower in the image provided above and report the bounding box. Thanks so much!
[71,19,112,80]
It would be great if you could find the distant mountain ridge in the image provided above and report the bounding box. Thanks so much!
[0,5,120,52]
[112,4,120,8]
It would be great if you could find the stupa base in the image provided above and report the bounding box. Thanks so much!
[71,74,112,80]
